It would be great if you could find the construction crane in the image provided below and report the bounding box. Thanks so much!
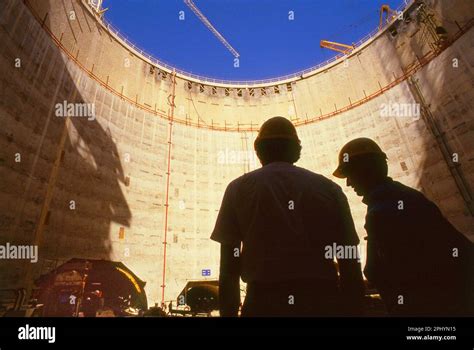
[184,0,240,58]
[320,40,354,55]
[379,4,400,29]
[320,4,401,54]
[89,0,108,18]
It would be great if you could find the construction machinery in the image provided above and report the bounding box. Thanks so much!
[320,4,401,55]
[184,0,240,58]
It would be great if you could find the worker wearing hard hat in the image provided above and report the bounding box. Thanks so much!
[211,117,365,317]
[334,137,472,316]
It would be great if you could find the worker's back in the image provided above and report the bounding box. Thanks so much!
[212,161,359,285]
[212,117,363,317]
[362,177,473,315]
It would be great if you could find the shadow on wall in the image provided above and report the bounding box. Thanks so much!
[416,1,473,237]
[377,0,474,237]
[0,0,130,289]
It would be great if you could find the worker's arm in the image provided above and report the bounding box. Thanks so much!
[211,182,242,316]
[337,258,365,315]
[334,185,365,315]
[218,243,241,317]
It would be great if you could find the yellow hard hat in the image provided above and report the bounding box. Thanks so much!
[255,117,300,143]
[333,138,387,178]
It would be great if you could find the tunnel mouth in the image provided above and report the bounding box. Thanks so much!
[34,259,147,317]
[175,280,219,315]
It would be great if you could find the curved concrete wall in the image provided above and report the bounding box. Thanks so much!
[0,0,473,305]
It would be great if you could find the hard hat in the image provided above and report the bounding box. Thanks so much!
[333,138,387,178]
[255,117,300,143]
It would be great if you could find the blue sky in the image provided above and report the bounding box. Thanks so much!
[104,0,403,80]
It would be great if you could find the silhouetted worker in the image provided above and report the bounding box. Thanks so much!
[211,117,365,317]
[333,137,473,316]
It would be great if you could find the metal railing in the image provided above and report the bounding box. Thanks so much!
[27,0,464,132]
[30,0,472,132]
[93,0,414,86]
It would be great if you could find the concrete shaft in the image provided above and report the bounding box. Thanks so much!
[0,0,473,305]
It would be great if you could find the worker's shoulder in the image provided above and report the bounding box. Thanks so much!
[233,164,341,189]
[370,178,436,212]
[294,165,342,188]
[387,179,432,203]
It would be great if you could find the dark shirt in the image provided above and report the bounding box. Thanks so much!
[211,162,360,284]
[362,177,472,312]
